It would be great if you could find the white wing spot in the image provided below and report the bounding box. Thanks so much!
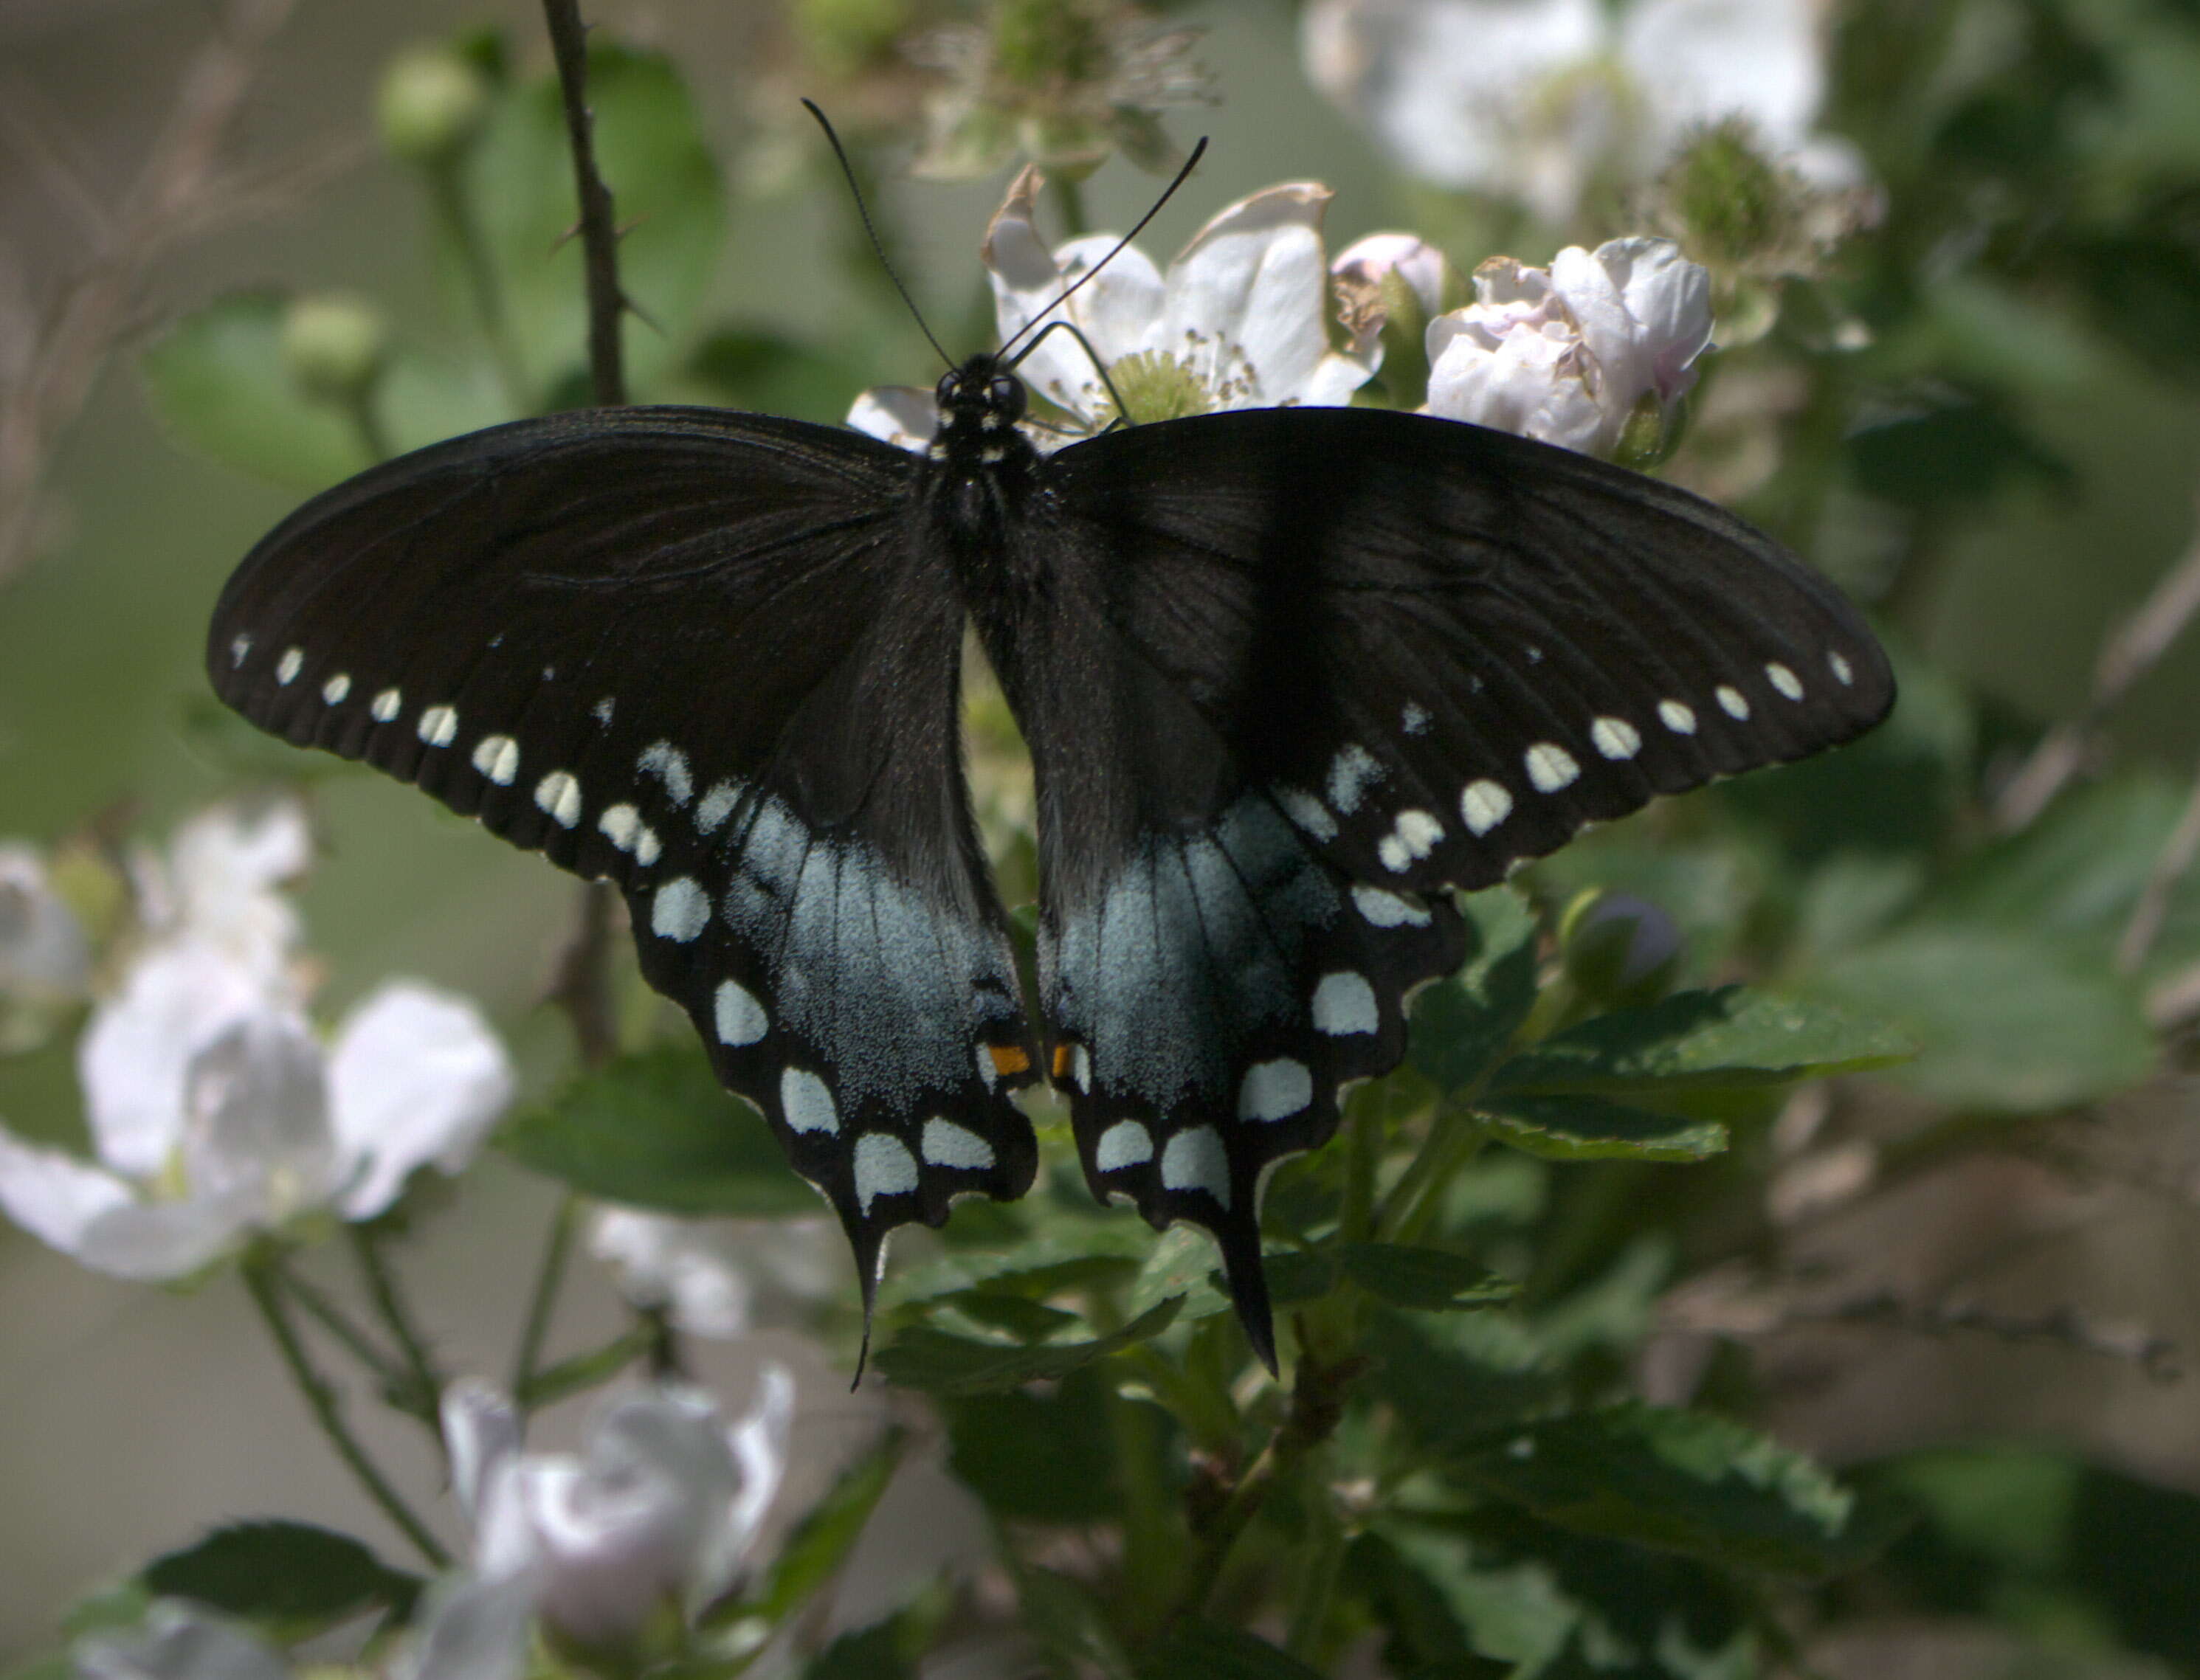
[638,742,693,806]
[1276,786,1338,841]
[230,633,252,668]
[974,1042,998,1091]
[321,674,351,704]
[634,826,661,868]
[1658,699,1696,734]
[417,705,458,747]
[1353,885,1431,927]
[275,648,303,685]
[695,781,742,835]
[1591,716,1641,760]
[592,696,615,725]
[1379,834,1411,872]
[1398,809,1443,855]
[370,688,402,722]
[713,978,768,1046]
[1766,662,1804,701]
[1313,971,1379,1036]
[1401,702,1432,736]
[1828,649,1855,686]
[781,1068,838,1135]
[1461,780,1513,835]
[534,770,582,828]
[853,1133,919,1213]
[1325,744,1384,814]
[650,877,709,943]
[1071,1043,1092,1093]
[1095,1119,1152,1172]
[1525,742,1580,792]
[922,1118,995,1172]
[1717,685,1751,719]
[472,735,520,785]
[1161,1126,1231,1209]
[1239,1058,1312,1122]
[599,803,643,851]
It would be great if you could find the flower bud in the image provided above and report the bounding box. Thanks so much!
[376,45,491,167]
[1559,889,1682,1008]
[280,294,387,405]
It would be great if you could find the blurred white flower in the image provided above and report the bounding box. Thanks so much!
[404,1372,796,1675]
[590,1208,838,1339]
[73,1601,290,1680]
[1423,237,1712,457]
[1303,0,1850,223]
[0,843,91,1003]
[850,167,1375,449]
[0,936,512,1280]
[129,800,311,982]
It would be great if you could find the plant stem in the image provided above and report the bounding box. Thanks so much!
[511,1192,581,1414]
[427,165,531,412]
[272,1259,401,1386]
[541,0,628,409]
[349,1226,444,1429]
[244,1256,449,1567]
[1052,171,1089,238]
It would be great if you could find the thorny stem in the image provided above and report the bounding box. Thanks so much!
[541,0,629,409]
[244,1256,449,1567]
[349,1226,445,1430]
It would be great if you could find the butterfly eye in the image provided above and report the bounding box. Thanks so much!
[935,370,961,406]
[989,376,1026,421]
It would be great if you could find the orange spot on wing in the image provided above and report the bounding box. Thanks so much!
[1052,1043,1075,1079]
[987,1044,1031,1077]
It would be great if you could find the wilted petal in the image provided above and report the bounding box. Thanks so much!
[1620,0,1822,156]
[1426,311,1607,452]
[0,844,90,1000]
[846,387,937,452]
[180,1012,339,1223]
[75,1602,292,1680]
[78,941,272,1178]
[327,984,512,1219]
[1549,238,1711,419]
[1301,0,1601,193]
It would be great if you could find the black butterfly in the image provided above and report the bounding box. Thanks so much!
[207,329,1892,1370]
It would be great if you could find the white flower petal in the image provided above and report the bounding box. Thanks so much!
[159,801,311,976]
[443,1378,525,1526]
[846,386,937,453]
[1599,236,1714,404]
[986,182,1167,421]
[1302,0,1602,192]
[1163,182,1366,406]
[0,1130,242,1279]
[1620,0,1822,155]
[78,941,274,1178]
[1332,232,1452,319]
[75,1602,292,1680]
[723,1364,796,1569]
[589,1208,755,1339]
[0,843,90,999]
[180,1010,339,1222]
[328,984,513,1220]
[394,1572,540,1680]
[1425,314,1607,452]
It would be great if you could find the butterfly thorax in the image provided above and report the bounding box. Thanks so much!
[926,353,1044,604]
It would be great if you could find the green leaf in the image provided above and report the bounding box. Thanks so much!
[1813,924,2155,1110]
[680,328,866,425]
[1410,888,1540,1094]
[945,1367,1121,1522]
[1376,1528,1582,1676]
[873,1296,1182,1397]
[500,1041,820,1216]
[463,41,724,398]
[1018,1569,1137,1680]
[1492,986,1913,1098]
[1341,1533,1511,1680]
[1120,1228,1334,1322]
[1361,1310,1566,1453]
[1477,1093,1728,1163]
[139,1521,421,1630]
[1336,1242,1517,1311]
[1137,1619,1326,1680]
[726,1430,903,1630]
[1452,1403,1885,1579]
[141,293,373,490]
[880,1224,1149,1317]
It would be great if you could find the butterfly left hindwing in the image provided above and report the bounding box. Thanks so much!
[207,409,1039,1302]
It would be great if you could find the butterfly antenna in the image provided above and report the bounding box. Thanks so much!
[999,136,1209,364]
[801,97,954,371]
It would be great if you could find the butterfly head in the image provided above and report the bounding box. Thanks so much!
[934,355,1027,437]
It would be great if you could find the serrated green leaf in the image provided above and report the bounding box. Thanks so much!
[880,1225,1148,1318]
[1452,1403,1886,1579]
[1477,1094,1728,1163]
[1378,1529,1581,1676]
[873,1296,1181,1397]
[500,1041,818,1216]
[1336,1242,1517,1310]
[1813,924,2155,1110]
[1342,1532,1512,1680]
[463,41,723,398]
[141,293,372,490]
[725,1430,903,1631]
[1361,1310,1565,1451]
[139,1521,421,1630]
[1410,888,1540,1095]
[1492,986,1912,1098]
[1120,1228,1333,1322]
[1136,1618,1326,1680]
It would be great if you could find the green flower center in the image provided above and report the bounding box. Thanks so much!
[1098,349,1215,424]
